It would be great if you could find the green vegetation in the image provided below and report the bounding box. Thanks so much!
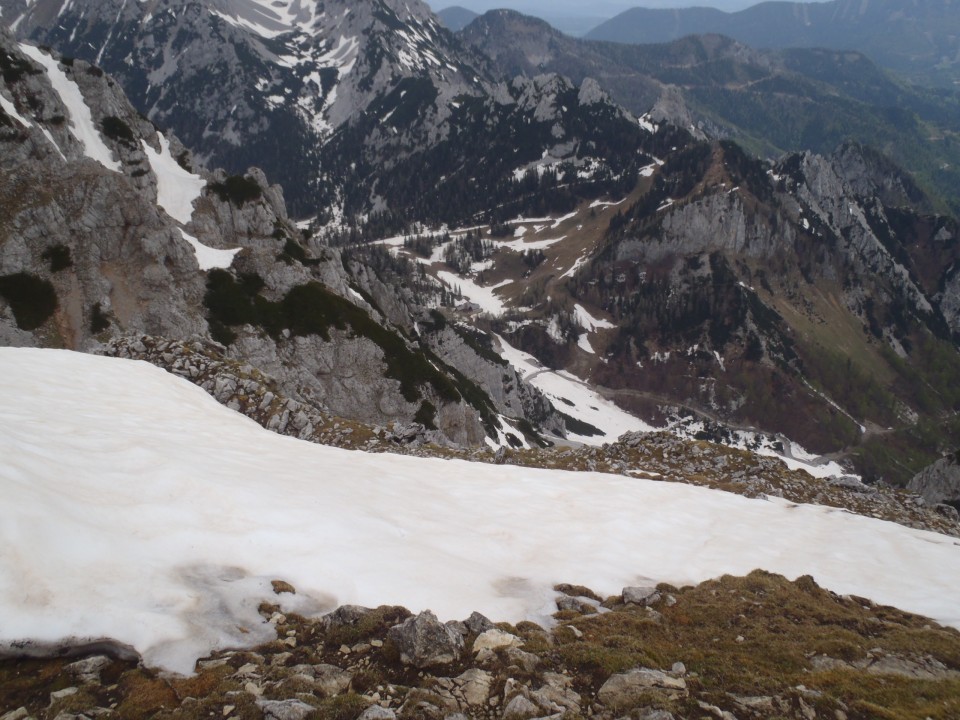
[0,273,58,331]
[413,401,437,430]
[208,175,262,207]
[90,303,110,333]
[100,116,136,147]
[557,411,603,438]
[0,47,41,84]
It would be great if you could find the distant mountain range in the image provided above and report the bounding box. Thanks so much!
[460,10,960,217]
[585,0,960,87]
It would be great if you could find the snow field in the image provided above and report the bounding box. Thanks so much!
[2,348,960,676]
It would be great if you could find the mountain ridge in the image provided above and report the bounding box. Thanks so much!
[585,0,960,87]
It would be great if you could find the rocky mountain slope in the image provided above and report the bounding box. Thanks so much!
[378,136,960,483]
[0,27,568,447]
[3,0,488,215]
[584,0,960,88]
[1,0,662,230]
[458,11,960,216]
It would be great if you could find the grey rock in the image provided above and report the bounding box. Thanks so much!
[256,699,315,720]
[358,707,397,720]
[464,611,495,635]
[387,610,464,668]
[65,655,111,684]
[500,694,540,720]
[909,455,960,507]
[623,586,661,606]
[597,668,687,709]
[313,663,353,697]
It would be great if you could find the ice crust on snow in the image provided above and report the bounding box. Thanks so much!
[142,133,206,224]
[19,43,121,172]
[3,348,960,675]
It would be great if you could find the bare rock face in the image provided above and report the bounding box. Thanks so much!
[387,611,464,669]
[908,454,960,510]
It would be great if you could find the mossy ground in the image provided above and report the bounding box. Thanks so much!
[2,572,959,720]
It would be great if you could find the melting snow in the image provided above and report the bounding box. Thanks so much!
[179,230,241,271]
[142,133,206,224]
[497,336,653,444]
[4,348,960,675]
[437,271,509,316]
[562,255,589,279]
[573,304,614,333]
[0,92,30,127]
[20,43,121,172]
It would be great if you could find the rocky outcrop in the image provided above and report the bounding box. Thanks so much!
[908,453,960,510]
[387,611,464,669]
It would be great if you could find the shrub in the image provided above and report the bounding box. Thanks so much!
[414,401,437,429]
[208,175,262,206]
[41,244,72,272]
[0,272,58,330]
[90,302,110,333]
[101,116,136,146]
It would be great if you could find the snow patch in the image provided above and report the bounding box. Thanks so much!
[142,133,206,224]
[20,43,121,172]
[497,336,653,445]
[573,304,614,333]
[437,271,509,316]
[179,230,241,271]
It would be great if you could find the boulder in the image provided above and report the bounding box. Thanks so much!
[597,668,687,709]
[456,668,494,706]
[500,694,540,720]
[387,610,464,668]
[313,663,353,696]
[464,611,495,635]
[623,586,661,606]
[472,628,524,654]
[358,707,396,720]
[256,699,315,720]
